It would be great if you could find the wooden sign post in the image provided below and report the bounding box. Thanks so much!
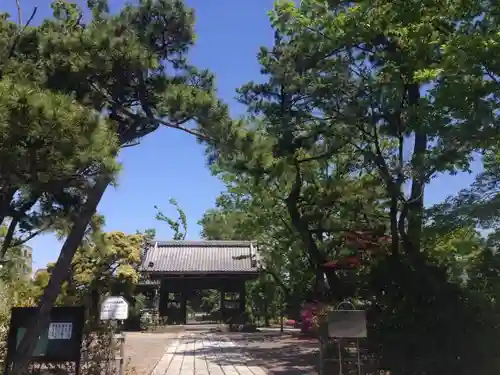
[100,296,129,375]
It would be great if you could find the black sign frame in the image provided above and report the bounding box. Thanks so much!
[4,306,85,373]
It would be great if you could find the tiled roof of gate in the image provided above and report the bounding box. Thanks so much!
[139,240,259,274]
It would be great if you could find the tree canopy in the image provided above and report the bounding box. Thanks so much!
[199,1,500,374]
[1,0,500,374]
[0,0,233,373]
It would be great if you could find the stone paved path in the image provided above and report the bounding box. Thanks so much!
[151,333,268,375]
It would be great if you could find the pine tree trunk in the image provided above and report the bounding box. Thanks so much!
[0,186,17,231]
[1,195,38,259]
[8,175,111,375]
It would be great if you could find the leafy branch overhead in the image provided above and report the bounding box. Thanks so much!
[155,198,187,240]
[0,0,240,259]
[201,1,500,374]
[2,1,500,375]
[0,0,236,373]
[33,228,145,314]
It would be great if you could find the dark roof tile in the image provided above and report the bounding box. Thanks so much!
[139,240,259,274]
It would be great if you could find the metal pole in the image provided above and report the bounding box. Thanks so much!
[356,337,361,375]
[118,334,125,375]
[280,291,284,333]
[338,339,343,375]
[335,300,356,375]
[107,321,115,375]
[318,337,324,375]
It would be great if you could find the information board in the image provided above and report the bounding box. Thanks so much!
[48,322,73,340]
[5,306,85,366]
[100,296,129,321]
[327,310,367,338]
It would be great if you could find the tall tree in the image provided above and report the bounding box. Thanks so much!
[243,1,499,373]
[200,169,315,306]
[8,1,232,373]
[0,0,120,257]
[0,57,119,259]
[211,33,389,299]
[203,1,500,373]
[267,0,497,262]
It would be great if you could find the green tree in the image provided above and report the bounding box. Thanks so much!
[0,64,119,260]
[34,229,143,323]
[266,2,500,373]
[211,33,389,300]
[8,1,232,372]
[0,1,119,259]
[266,0,497,261]
[203,1,500,373]
[155,198,187,240]
[200,170,315,315]
[427,147,500,232]
[136,228,156,243]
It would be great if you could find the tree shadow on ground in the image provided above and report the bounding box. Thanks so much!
[180,333,320,375]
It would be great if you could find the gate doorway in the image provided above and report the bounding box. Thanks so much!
[186,289,220,323]
[139,241,260,325]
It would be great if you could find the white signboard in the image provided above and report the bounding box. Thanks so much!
[48,322,73,340]
[327,310,367,338]
[100,296,129,321]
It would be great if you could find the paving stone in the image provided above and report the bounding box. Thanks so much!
[203,338,224,375]
[150,332,268,375]
[248,366,270,375]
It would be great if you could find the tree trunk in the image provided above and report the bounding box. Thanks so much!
[314,267,326,299]
[264,298,270,327]
[389,194,400,258]
[0,186,17,228]
[405,82,426,260]
[1,217,18,259]
[1,195,38,259]
[285,164,342,300]
[8,175,111,375]
[263,268,290,300]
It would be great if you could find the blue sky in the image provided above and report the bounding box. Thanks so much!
[3,0,481,270]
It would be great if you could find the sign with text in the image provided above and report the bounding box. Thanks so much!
[327,310,367,338]
[100,296,129,321]
[48,322,73,340]
[6,306,85,365]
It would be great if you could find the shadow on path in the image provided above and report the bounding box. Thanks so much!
[179,332,319,375]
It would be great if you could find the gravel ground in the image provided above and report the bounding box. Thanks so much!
[124,332,181,375]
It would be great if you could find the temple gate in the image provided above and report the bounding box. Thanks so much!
[137,240,259,325]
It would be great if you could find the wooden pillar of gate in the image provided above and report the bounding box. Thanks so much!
[219,288,226,322]
[239,281,246,314]
[159,280,167,319]
[180,287,187,325]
